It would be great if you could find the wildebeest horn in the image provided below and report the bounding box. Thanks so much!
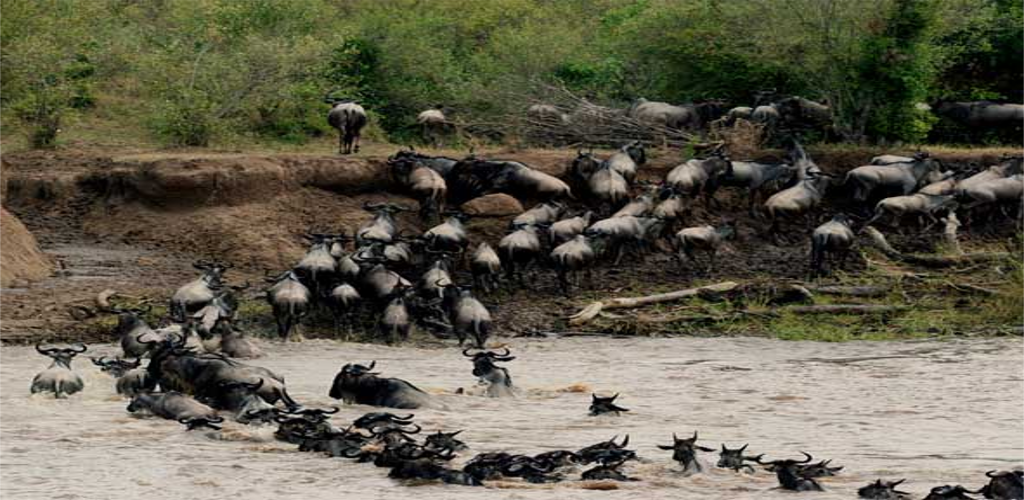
[35,343,57,355]
[367,361,376,370]
[193,260,212,270]
[70,343,88,353]
[985,470,998,478]
[618,435,629,448]
[248,379,265,391]
[400,424,422,435]
[739,443,748,452]
[797,451,813,464]
[362,201,384,211]
[90,356,109,366]
[462,348,477,357]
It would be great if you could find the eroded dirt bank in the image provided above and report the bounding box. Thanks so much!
[1,146,1019,343]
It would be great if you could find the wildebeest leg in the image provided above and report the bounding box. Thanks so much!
[707,250,716,275]
[613,244,625,266]
[557,269,570,296]
[337,128,345,155]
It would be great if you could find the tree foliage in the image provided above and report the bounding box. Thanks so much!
[1,0,1019,147]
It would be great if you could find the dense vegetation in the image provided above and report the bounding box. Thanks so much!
[1,0,1020,149]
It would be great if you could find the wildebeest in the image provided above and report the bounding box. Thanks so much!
[859,479,912,499]
[666,153,733,205]
[423,214,469,254]
[127,391,223,429]
[110,305,161,358]
[576,435,632,465]
[91,356,141,378]
[932,101,1024,128]
[326,282,362,337]
[388,155,448,222]
[449,286,492,348]
[264,270,311,340]
[379,286,413,344]
[463,348,515,398]
[603,140,646,184]
[550,234,595,295]
[718,159,797,215]
[979,470,1023,500]
[658,431,715,475]
[470,243,501,294]
[845,153,942,202]
[718,443,761,473]
[674,223,735,274]
[629,98,699,130]
[31,343,87,398]
[866,192,957,229]
[527,104,568,124]
[776,96,832,132]
[294,234,338,297]
[498,224,545,285]
[589,393,629,416]
[219,328,262,359]
[170,261,228,322]
[958,174,1023,216]
[586,161,631,213]
[447,158,571,204]
[417,107,449,147]
[357,202,411,246]
[755,452,824,491]
[584,215,664,265]
[329,362,434,409]
[764,144,835,240]
[549,211,594,245]
[325,97,367,154]
[512,202,565,229]
[923,485,983,500]
[810,214,856,277]
[141,333,300,410]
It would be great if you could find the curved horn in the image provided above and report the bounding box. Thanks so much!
[71,343,88,353]
[797,451,813,464]
[985,470,998,478]
[367,361,376,371]
[496,347,511,357]
[619,435,629,448]
[91,356,109,366]
[248,378,265,391]
[462,348,477,357]
[35,343,55,355]
[401,424,422,435]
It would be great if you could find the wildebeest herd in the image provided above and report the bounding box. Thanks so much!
[24,100,1023,496]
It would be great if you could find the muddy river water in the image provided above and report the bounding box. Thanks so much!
[1,336,1021,499]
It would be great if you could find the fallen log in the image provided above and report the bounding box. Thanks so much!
[568,281,738,326]
[784,304,909,315]
[864,227,1009,268]
[804,284,892,297]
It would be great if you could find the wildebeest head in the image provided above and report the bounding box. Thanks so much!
[979,470,1023,500]
[192,259,230,287]
[658,431,714,472]
[858,479,911,499]
[533,450,581,469]
[755,452,824,491]
[717,443,761,472]
[352,411,415,431]
[424,430,467,453]
[463,348,515,378]
[576,435,631,464]
[798,458,844,478]
[622,140,647,166]
[923,485,982,500]
[589,393,629,416]
[36,343,87,368]
[178,416,224,431]
[90,356,141,378]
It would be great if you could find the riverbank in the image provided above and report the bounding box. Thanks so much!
[1,143,1020,344]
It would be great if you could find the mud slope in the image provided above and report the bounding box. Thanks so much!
[0,147,1018,342]
[1,207,52,287]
